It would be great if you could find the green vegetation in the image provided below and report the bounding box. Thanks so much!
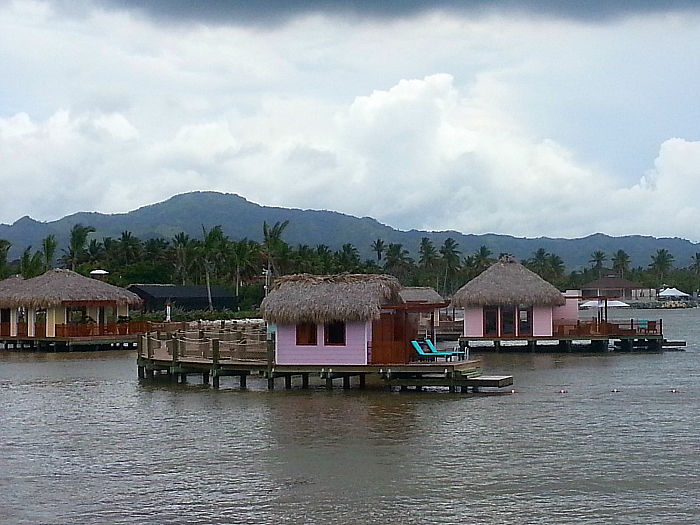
[2,224,700,312]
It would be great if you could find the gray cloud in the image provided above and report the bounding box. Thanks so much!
[91,0,700,25]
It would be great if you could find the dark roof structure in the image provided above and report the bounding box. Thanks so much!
[452,256,565,308]
[128,284,238,311]
[580,277,646,290]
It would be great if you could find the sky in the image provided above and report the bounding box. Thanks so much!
[1,0,700,240]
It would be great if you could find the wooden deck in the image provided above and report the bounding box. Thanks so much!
[137,332,513,393]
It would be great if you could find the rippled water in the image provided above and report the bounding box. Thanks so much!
[2,308,699,524]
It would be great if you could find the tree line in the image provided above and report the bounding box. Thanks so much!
[1,223,699,310]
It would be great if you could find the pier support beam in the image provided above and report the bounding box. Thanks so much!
[240,374,247,389]
[285,375,292,389]
[326,377,334,390]
[268,377,275,390]
[359,374,366,390]
[301,373,309,389]
[343,376,351,390]
[213,375,220,389]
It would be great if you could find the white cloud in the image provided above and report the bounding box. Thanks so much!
[1,2,700,242]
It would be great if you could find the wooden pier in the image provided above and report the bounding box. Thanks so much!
[459,316,681,353]
[136,330,513,393]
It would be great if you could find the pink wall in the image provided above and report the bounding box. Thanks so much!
[553,296,578,321]
[532,307,553,337]
[464,307,483,337]
[276,321,369,365]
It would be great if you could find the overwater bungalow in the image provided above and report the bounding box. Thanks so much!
[452,256,664,351]
[452,256,574,339]
[0,269,144,349]
[260,274,447,365]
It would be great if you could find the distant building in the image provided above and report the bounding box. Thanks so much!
[580,277,656,301]
[127,284,238,312]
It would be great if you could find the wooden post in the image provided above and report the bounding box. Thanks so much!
[343,375,350,390]
[147,334,153,359]
[240,373,247,389]
[203,371,209,385]
[302,373,309,389]
[358,374,366,389]
[285,375,292,389]
[212,338,220,389]
[268,376,275,390]
[326,377,334,391]
[172,337,179,382]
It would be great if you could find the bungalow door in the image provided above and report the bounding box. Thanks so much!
[500,307,516,337]
[483,307,498,337]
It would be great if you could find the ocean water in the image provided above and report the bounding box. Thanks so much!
[1,308,699,524]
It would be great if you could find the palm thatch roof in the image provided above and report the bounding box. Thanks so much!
[261,273,402,324]
[452,256,565,308]
[0,269,142,309]
[399,287,444,304]
[0,275,25,295]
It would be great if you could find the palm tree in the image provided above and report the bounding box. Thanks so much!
[262,220,290,277]
[200,225,228,310]
[690,253,700,275]
[473,245,494,274]
[589,250,607,278]
[527,248,550,278]
[336,243,361,272]
[417,237,439,268]
[41,235,57,271]
[650,249,674,287]
[62,223,95,271]
[439,238,461,295]
[172,232,194,285]
[384,243,413,280]
[612,250,630,279]
[20,246,44,278]
[0,239,12,278]
[86,239,105,264]
[371,239,386,261]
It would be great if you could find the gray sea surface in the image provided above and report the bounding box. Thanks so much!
[1,308,699,524]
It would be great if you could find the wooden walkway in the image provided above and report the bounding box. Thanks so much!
[136,332,513,393]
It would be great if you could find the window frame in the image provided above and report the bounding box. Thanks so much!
[295,322,318,346]
[324,320,346,346]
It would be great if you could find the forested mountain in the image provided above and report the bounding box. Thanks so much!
[1,191,699,270]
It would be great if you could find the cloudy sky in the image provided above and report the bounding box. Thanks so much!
[1,0,700,240]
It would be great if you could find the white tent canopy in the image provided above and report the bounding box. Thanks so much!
[580,299,630,308]
[658,287,689,298]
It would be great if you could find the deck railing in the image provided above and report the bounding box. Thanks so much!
[139,327,268,363]
[55,322,149,338]
[553,318,662,338]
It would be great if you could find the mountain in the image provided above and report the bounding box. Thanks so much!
[1,191,699,271]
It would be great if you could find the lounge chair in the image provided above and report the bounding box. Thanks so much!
[411,340,455,361]
[425,339,466,360]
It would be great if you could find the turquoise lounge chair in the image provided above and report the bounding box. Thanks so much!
[425,339,466,360]
[411,340,455,361]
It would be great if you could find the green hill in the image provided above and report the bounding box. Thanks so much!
[1,191,698,271]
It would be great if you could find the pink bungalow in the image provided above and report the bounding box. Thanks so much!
[452,256,576,339]
[260,274,446,366]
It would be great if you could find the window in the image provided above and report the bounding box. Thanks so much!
[324,321,346,345]
[296,322,317,345]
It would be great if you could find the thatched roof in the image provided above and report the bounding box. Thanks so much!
[399,287,444,304]
[452,256,565,308]
[260,273,402,324]
[0,275,25,295]
[0,269,142,309]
